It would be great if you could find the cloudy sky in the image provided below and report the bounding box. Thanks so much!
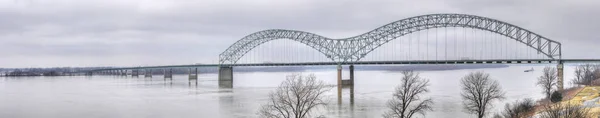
[1,0,599,68]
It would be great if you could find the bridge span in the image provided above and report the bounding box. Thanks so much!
[90,59,600,70]
[85,13,599,93]
[87,59,600,90]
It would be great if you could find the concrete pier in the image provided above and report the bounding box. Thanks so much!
[164,69,173,80]
[337,65,342,104]
[349,65,355,105]
[341,65,354,86]
[189,68,198,85]
[218,66,233,88]
[132,69,139,77]
[558,63,564,91]
[144,69,152,78]
[337,65,356,105]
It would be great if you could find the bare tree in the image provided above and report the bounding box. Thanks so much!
[500,98,534,118]
[539,102,594,118]
[537,67,557,98]
[258,74,332,118]
[383,70,433,118]
[573,64,600,85]
[460,71,505,118]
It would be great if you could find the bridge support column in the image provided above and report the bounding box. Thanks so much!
[164,69,173,80]
[337,65,342,105]
[341,65,354,86]
[121,70,127,76]
[132,69,139,77]
[218,66,233,88]
[349,65,355,105]
[558,62,564,91]
[145,69,152,78]
[189,68,198,85]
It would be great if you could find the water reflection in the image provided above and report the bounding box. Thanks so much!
[0,65,582,118]
[338,85,355,106]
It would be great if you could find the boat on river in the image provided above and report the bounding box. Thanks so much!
[524,68,534,72]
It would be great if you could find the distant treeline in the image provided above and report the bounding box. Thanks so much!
[0,67,112,76]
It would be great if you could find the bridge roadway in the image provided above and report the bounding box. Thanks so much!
[86,58,600,93]
[91,59,600,71]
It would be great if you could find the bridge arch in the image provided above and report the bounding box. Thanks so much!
[219,14,561,64]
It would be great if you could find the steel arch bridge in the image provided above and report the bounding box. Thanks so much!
[219,13,561,64]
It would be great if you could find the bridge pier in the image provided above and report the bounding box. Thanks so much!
[189,68,198,85]
[341,65,354,86]
[349,65,354,105]
[121,70,127,76]
[132,69,139,77]
[145,69,153,78]
[337,65,342,104]
[218,66,233,88]
[558,62,564,91]
[164,69,173,80]
[337,64,355,105]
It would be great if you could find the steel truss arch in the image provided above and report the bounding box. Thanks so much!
[219,14,561,64]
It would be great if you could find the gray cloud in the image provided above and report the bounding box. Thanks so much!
[1,0,599,68]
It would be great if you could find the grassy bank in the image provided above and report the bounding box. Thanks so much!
[532,86,600,117]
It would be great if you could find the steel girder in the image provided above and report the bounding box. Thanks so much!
[219,14,561,64]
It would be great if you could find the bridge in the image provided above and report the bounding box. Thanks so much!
[86,14,599,92]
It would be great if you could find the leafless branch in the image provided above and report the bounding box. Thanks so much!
[258,74,332,118]
[538,67,557,98]
[572,64,600,86]
[383,70,433,118]
[460,71,505,118]
[500,98,534,118]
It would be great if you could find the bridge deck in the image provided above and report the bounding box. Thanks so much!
[89,59,600,71]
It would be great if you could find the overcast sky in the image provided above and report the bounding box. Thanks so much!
[1,0,599,68]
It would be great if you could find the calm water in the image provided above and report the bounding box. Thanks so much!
[0,65,581,118]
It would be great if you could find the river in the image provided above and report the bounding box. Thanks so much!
[0,65,582,118]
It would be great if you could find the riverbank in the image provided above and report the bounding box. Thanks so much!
[532,86,600,117]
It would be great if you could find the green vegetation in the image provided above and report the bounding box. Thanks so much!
[550,91,563,103]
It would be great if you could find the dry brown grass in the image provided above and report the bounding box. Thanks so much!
[532,87,584,116]
[562,87,585,100]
